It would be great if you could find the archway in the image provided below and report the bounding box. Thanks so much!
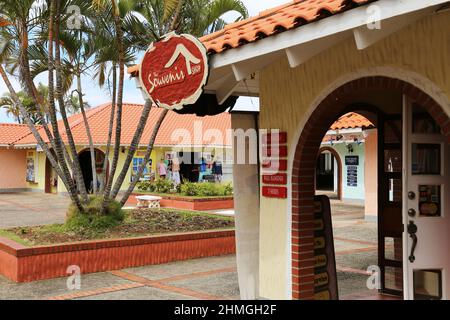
[316,147,342,200]
[78,149,108,193]
[291,76,450,300]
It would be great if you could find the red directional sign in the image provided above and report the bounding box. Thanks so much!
[139,33,209,110]
[262,186,288,199]
[262,173,288,185]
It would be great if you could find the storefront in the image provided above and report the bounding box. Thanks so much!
[1,103,232,194]
[129,0,450,300]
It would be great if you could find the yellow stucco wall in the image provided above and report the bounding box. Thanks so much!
[27,145,230,193]
[258,11,450,299]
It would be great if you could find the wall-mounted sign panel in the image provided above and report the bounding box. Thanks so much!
[347,165,358,187]
[262,173,288,185]
[263,145,288,157]
[262,186,288,199]
[262,132,288,145]
[345,155,359,166]
[262,159,288,172]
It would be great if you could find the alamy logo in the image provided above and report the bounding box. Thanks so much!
[66,265,81,290]
[366,265,381,290]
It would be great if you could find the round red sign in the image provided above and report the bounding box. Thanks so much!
[139,33,209,110]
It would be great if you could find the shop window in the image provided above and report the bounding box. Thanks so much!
[414,270,442,300]
[412,144,441,175]
[384,149,402,173]
[384,237,402,262]
[385,266,403,292]
[412,104,442,134]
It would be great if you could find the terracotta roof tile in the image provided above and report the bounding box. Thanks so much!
[128,0,375,75]
[199,0,376,54]
[330,112,374,130]
[14,103,231,147]
[0,123,33,146]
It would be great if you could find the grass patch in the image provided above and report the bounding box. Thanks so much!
[0,229,34,246]
[0,208,234,247]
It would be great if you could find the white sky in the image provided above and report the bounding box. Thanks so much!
[0,0,287,122]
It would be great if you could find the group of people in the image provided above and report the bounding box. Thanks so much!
[157,155,223,185]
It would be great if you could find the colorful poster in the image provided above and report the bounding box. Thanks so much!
[26,157,35,182]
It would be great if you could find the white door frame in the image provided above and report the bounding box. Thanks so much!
[402,95,450,300]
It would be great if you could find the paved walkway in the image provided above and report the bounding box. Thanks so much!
[0,193,396,300]
[0,193,69,228]
[0,255,239,300]
[331,200,399,300]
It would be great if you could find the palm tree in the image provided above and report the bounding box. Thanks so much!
[0,91,35,123]
[0,0,249,215]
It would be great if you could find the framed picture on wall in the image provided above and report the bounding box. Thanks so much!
[26,157,35,182]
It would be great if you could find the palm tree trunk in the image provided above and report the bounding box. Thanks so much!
[53,0,89,201]
[101,63,117,193]
[110,99,152,199]
[77,72,98,194]
[46,0,84,210]
[101,4,125,213]
[0,64,83,212]
[120,108,169,206]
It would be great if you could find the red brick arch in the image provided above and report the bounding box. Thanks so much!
[291,76,450,300]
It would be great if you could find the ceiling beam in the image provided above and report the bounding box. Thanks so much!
[285,32,350,68]
[215,74,240,105]
[353,8,433,50]
[231,52,281,81]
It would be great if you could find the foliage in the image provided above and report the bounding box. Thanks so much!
[66,196,125,230]
[180,182,233,197]
[137,178,175,193]
[137,180,233,197]
[0,0,247,216]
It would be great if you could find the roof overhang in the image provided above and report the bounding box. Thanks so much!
[203,0,449,103]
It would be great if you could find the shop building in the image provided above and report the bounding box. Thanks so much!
[0,103,232,194]
[318,112,378,219]
[130,0,450,300]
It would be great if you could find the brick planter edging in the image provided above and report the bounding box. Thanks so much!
[129,193,234,211]
[0,230,235,283]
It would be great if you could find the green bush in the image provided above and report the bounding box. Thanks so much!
[137,180,233,197]
[137,179,175,194]
[65,196,125,231]
[180,182,233,197]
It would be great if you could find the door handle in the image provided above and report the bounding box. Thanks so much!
[408,221,418,263]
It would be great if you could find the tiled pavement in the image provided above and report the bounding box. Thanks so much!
[0,255,240,300]
[0,193,395,300]
[0,192,69,228]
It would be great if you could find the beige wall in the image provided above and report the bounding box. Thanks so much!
[258,11,450,299]
[0,148,27,190]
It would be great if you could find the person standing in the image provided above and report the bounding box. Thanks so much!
[172,156,181,186]
[158,158,167,180]
[212,157,223,183]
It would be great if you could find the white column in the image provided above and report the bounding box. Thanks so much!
[231,113,260,300]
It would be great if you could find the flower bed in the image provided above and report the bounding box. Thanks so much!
[128,193,234,211]
[0,230,235,283]
[0,209,235,283]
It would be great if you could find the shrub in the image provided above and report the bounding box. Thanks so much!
[136,179,174,193]
[179,182,233,197]
[65,196,125,231]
